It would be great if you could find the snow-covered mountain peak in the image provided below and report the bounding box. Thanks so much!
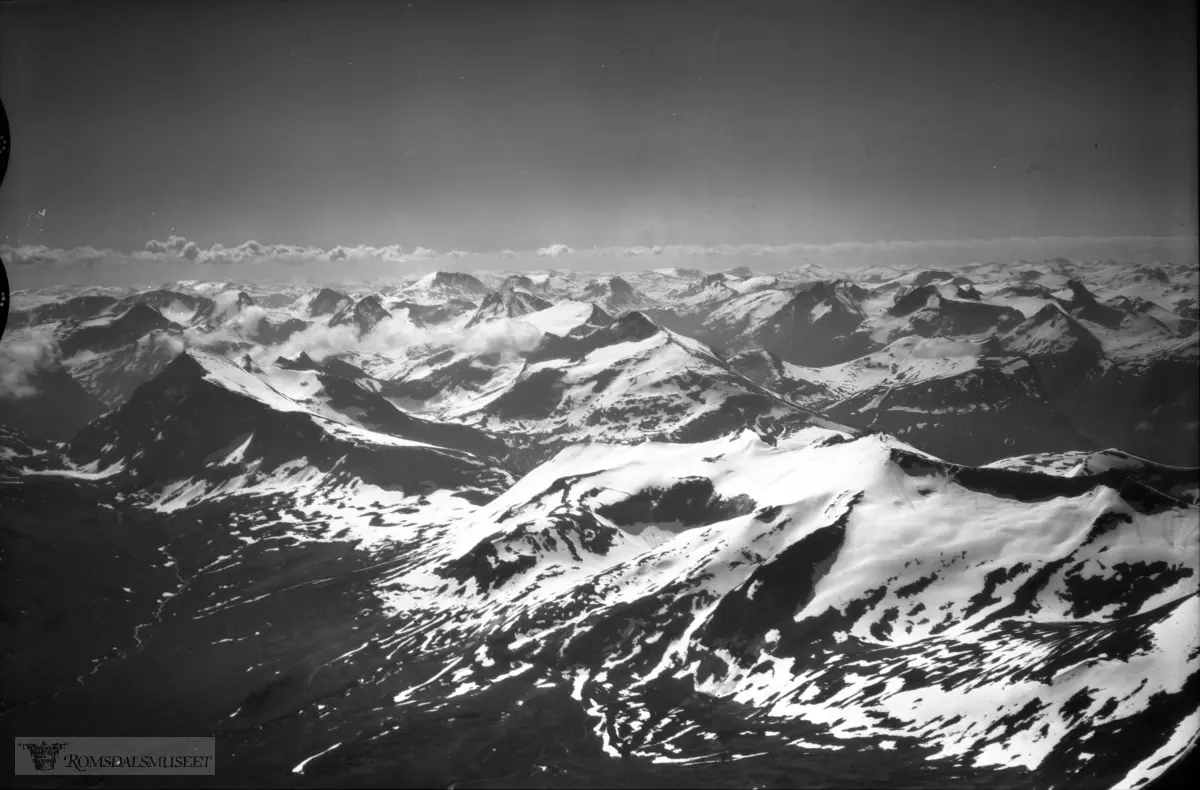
[405,271,491,302]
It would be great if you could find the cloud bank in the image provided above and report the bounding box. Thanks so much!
[3,234,1196,289]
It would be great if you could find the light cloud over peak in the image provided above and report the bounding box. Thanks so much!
[0,326,61,400]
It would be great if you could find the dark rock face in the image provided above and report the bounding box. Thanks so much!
[485,368,568,421]
[465,289,553,327]
[582,276,647,312]
[727,349,830,402]
[1135,266,1171,284]
[112,290,214,322]
[1003,305,1105,389]
[65,353,509,496]
[752,282,872,367]
[390,298,476,325]
[308,287,353,317]
[388,355,501,402]
[568,304,615,336]
[665,392,797,444]
[1001,283,1055,299]
[188,292,256,328]
[22,295,119,326]
[1106,295,1199,335]
[429,271,490,296]
[595,477,757,528]
[1002,305,1199,466]
[527,312,660,365]
[58,304,179,358]
[274,351,322,371]
[697,513,853,668]
[321,356,367,379]
[1056,279,1126,328]
[825,359,1096,466]
[0,364,108,442]
[500,274,536,291]
[330,295,393,335]
[64,329,186,408]
[316,374,508,460]
[889,285,941,317]
[1058,349,1200,467]
[907,298,1024,337]
[911,270,955,288]
[251,317,309,346]
[888,284,1023,335]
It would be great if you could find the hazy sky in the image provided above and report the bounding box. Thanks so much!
[0,0,1196,256]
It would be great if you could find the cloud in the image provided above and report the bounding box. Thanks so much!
[618,245,663,257]
[459,318,544,355]
[4,244,114,269]
[145,235,190,255]
[129,329,191,361]
[0,326,61,400]
[537,244,572,258]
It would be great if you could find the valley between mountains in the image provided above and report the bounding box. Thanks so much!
[1,259,1197,788]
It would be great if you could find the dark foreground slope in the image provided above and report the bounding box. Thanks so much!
[2,424,1196,789]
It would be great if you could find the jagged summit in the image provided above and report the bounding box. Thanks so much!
[607,309,659,342]
[888,283,940,317]
[1056,278,1126,328]
[329,294,394,335]
[465,288,553,327]
[500,274,536,291]
[406,271,491,300]
[63,348,511,498]
[190,290,255,327]
[566,303,615,337]
[955,283,983,301]
[274,351,322,371]
[250,315,309,346]
[1004,302,1104,357]
[526,309,661,365]
[580,275,650,313]
[57,303,180,358]
[308,287,353,317]
[910,269,955,287]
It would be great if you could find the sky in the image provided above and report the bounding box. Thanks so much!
[0,0,1196,284]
